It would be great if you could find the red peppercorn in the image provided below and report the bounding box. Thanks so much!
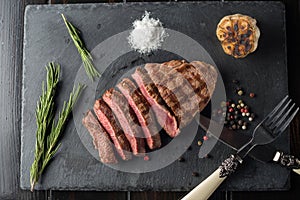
[203,136,209,141]
[241,108,245,113]
[144,156,150,161]
[249,93,255,98]
[244,109,249,113]
[228,107,234,112]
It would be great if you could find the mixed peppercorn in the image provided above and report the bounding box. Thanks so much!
[224,99,255,130]
[178,80,257,179]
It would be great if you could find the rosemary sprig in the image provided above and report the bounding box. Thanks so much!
[61,14,100,81]
[30,62,60,192]
[30,62,85,191]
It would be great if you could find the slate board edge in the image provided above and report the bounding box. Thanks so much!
[20,1,289,191]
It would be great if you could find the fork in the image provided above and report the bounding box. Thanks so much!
[182,95,299,200]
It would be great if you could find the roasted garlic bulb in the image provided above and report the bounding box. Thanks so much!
[216,14,260,58]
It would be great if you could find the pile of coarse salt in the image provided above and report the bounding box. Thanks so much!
[128,11,168,54]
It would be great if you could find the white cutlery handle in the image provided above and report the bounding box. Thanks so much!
[181,168,226,200]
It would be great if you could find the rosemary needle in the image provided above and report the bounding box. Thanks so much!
[30,62,85,191]
[61,14,100,81]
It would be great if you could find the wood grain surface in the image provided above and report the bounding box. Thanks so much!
[1,0,300,200]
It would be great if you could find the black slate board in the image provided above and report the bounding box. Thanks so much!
[21,2,289,191]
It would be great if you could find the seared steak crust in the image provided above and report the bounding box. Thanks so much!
[145,63,200,128]
[145,60,217,128]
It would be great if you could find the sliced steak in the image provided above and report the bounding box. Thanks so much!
[117,78,161,149]
[145,63,200,128]
[132,67,179,137]
[82,110,117,164]
[190,61,218,111]
[94,99,132,160]
[103,88,146,156]
[163,60,217,111]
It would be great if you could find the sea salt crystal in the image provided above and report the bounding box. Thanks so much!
[128,11,168,54]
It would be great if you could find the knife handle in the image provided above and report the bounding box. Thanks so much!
[181,168,226,200]
[273,151,300,170]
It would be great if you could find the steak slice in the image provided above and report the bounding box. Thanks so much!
[82,110,117,164]
[103,88,145,156]
[132,67,179,137]
[145,63,200,128]
[163,60,217,111]
[117,78,161,149]
[94,99,132,160]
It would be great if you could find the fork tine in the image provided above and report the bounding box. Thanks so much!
[266,99,292,127]
[269,102,295,130]
[264,95,289,125]
[274,107,299,134]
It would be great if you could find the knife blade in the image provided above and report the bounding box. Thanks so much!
[198,114,300,167]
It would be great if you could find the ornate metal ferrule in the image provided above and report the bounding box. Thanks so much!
[274,151,300,169]
[219,154,242,178]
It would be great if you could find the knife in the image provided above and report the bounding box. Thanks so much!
[181,116,300,200]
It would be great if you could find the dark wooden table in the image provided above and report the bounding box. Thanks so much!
[1,0,300,199]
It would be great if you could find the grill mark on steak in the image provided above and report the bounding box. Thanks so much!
[94,99,132,160]
[145,63,200,128]
[103,88,146,156]
[163,60,210,109]
[117,78,161,149]
[132,67,179,137]
[82,110,118,164]
[190,61,218,111]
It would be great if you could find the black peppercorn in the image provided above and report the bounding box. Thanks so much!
[232,80,239,84]
[192,172,199,177]
[178,157,185,162]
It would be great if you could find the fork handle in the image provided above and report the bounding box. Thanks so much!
[181,155,241,200]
